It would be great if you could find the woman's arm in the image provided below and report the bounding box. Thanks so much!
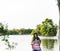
[38,37,41,46]
[31,38,34,48]
[39,37,41,43]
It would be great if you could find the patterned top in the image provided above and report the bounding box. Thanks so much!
[32,39,40,50]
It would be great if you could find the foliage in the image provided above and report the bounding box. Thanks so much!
[7,29,20,35]
[0,23,18,51]
[0,23,8,35]
[20,28,33,34]
[1,35,18,51]
[7,28,33,35]
[41,39,57,49]
[0,23,33,35]
[31,18,58,36]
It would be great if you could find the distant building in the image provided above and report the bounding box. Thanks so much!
[18,32,22,35]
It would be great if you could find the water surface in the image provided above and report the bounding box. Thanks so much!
[0,35,59,51]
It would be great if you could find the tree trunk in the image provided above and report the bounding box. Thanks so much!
[57,0,60,12]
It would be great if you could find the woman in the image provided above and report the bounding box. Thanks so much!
[31,33,41,51]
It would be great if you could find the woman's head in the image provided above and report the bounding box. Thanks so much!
[33,33,38,38]
[32,33,40,41]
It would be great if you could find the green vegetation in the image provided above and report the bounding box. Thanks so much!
[41,39,57,49]
[31,18,58,36]
[0,23,17,51]
[0,23,33,35]
[20,28,33,34]
[8,28,33,35]
[0,23,8,36]
[0,18,58,36]
[0,18,58,51]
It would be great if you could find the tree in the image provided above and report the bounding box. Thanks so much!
[0,23,4,35]
[31,24,41,35]
[40,18,57,36]
[0,23,8,36]
[20,28,33,34]
[31,18,58,36]
[0,23,17,51]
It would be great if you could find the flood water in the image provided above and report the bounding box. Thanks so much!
[0,35,59,51]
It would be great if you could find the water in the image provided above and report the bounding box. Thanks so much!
[0,35,59,51]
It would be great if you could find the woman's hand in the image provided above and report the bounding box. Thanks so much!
[31,41,34,48]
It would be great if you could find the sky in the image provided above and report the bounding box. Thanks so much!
[0,0,59,29]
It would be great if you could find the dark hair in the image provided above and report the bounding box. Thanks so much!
[32,33,40,41]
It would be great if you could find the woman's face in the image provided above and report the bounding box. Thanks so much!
[34,34,38,38]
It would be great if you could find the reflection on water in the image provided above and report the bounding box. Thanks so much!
[0,35,59,51]
[41,39,57,49]
[41,39,59,51]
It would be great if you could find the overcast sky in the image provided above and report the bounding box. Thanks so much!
[0,0,59,29]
